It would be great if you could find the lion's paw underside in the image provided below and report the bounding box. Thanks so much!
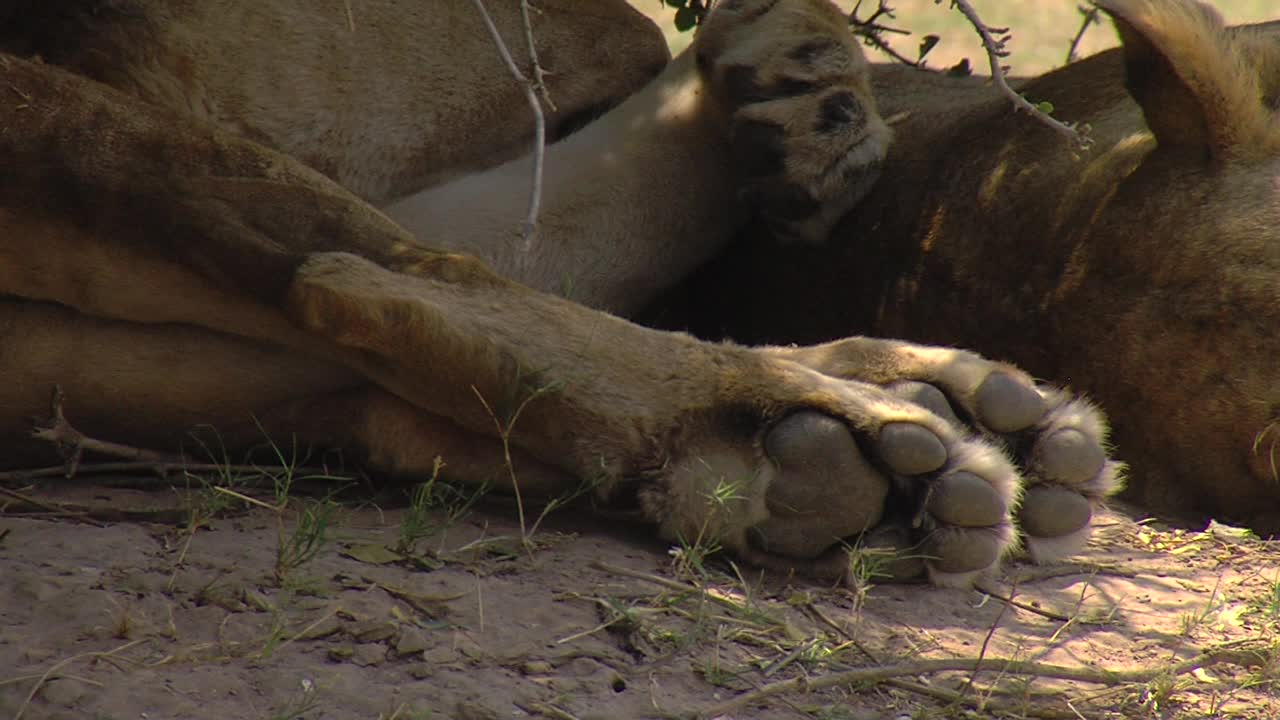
[644,340,1123,588]
[695,0,892,244]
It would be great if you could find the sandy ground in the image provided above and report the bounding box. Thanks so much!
[2,476,1277,719]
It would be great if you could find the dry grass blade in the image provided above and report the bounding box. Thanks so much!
[11,639,149,720]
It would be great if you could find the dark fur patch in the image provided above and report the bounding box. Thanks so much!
[722,64,763,107]
[786,39,841,65]
[732,119,787,177]
[758,183,820,222]
[816,91,865,134]
[720,0,781,24]
[724,66,816,108]
[773,76,817,98]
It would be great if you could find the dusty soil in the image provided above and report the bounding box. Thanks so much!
[2,474,1277,720]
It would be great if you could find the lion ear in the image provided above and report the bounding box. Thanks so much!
[1094,0,1280,159]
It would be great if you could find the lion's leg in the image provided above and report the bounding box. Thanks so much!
[0,298,358,469]
[765,339,1123,565]
[285,252,1047,586]
[0,299,575,494]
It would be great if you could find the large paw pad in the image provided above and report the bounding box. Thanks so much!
[752,404,1021,587]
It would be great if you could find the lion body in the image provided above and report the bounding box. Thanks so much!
[0,0,1265,582]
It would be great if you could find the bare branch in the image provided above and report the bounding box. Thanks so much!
[1066,5,1102,65]
[470,0,548,247]
[849,0,923,67]
[941,0,1089,149]
[31,386,175,477]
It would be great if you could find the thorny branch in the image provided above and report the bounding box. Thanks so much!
[848,0,922,67]
[470,0,552,248]
[941,0,1090,149]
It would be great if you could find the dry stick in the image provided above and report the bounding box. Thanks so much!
[342,0,355,32]
[891,678,1103,720]
[803,602,1083,720]
[1065,6,1101,65]
[592,561,754,614]
[700,643,1270,718]
[977,583,1073,622]
[956,581,1013,703]
[12,639,149,720]
[812,599,1118,719]
[0,461,352,487]
[520,0,555,110]
[848,0,920,67]
[32,386,177,478]
[942,0,1087,148]
[469,0,548,247]
[0,485,105,525]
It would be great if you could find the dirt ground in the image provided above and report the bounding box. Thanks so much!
[2,473,1277,720]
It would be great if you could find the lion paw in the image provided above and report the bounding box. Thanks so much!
[694,0,892,244]
[754,407,1020,587]
[640,353,1031,587]
[643,339,1124,587]
[754,339,1123,581]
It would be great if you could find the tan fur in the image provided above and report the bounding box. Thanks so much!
[683,1,1280,531]
[0,0,1124,583]
[0,0,669,202]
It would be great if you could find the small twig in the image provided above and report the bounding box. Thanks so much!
[0,485,105,525]
[1065,6,1101,65]
[849,0,922,67]
[31,386,176,477]
[977,582,1073,622]
[802,601,1102,719]
[0,461,355,487]
[13,639,148,720]
[341,0,355,31]
[469,0,548,246]
[891,677,1103,719]
[698,642,1271,717]
[519,1,554,110]
[957,581,1014,702]
[941,0,1088,148]
[591,561,750,613]
[517,702,581,720]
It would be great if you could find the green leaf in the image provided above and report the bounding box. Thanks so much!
[674,5,698,32]
[1035,100,1055,115]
